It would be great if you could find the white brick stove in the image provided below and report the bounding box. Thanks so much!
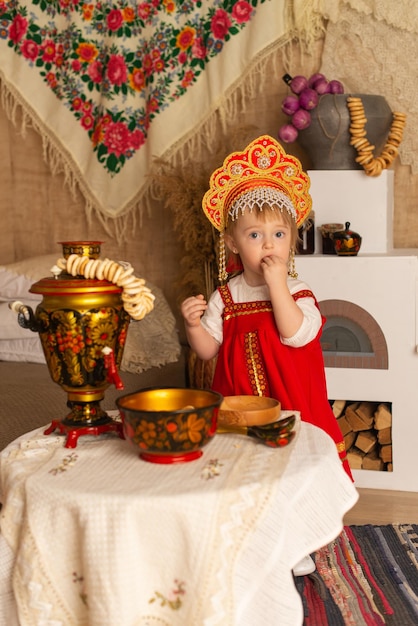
[296,170,418,492]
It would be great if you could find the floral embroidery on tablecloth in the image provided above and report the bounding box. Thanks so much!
[49,451,78,474]
[149,579,185,610]
[0,0,266,176]
[201,457,223,479]
[73,571,88,606]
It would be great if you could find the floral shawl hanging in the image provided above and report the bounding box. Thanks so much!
[0,0,296,226]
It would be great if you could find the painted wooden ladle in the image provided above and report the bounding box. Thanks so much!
[216,414,296,448]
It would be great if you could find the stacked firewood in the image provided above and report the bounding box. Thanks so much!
[332,400,392,471]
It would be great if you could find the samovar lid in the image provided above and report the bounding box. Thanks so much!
[30,276,123,295]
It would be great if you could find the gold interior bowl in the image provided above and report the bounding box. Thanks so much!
[218,395,281,427]
[116,387,223,464]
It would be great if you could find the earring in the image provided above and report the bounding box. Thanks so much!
[288,248,298,279]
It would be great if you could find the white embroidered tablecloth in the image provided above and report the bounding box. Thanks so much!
[0,414,358,626]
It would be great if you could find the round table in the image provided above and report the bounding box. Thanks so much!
[0,412,358,626]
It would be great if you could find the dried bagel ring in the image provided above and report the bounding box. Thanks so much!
[75,259,86,277]
[121,290,151,304]
[99,258,113,281]
[350,137,369,149]
[370,161,383,176]
[384,145,398,156]
[78,256,91,276]
[123,282,146,295]
[349,121,367,129]
[82,258,95,279]
[125,304,146,320]
[95,259,106,281]
[71,256,84,276]
[106,261,120,283]
[116,266,135,284]
[376,156,387,169]
[87,258,101,279]
[355,154,373,165]
[359,144,375,153]
[66,254,80,275]
[118,274,138,288]
[111,264,125,284]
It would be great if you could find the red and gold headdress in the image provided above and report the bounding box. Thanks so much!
[202,135,312,282]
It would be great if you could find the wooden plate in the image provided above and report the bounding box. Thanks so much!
[218,395,281,427]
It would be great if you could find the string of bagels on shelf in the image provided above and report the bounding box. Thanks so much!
[55,254,155,320]
[347,96,406,177]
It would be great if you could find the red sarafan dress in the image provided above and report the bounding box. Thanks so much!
[211,283,352,479]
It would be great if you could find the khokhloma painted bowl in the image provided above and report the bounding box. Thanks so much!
[117,387,223,463]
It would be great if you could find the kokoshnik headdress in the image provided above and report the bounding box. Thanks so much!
[202,134,312,283]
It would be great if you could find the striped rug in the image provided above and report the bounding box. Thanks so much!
[295,524,418,625]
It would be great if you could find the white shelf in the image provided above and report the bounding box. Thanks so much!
[308,170,394,254]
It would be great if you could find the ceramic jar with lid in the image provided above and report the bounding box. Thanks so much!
[332,222,362,256]
[319,223,345,254]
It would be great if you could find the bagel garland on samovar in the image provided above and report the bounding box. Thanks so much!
[56,255,155,320]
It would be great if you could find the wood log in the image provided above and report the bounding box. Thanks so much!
[355,401,376,428]
[377,426,392,445]
[374,403,392,430]
[337,415,352,436]
[355,430,377,454]
[362,450,385,472]
[379,444,392,463]
[347,448,364,470]
[346,401,360,413]
[344,431,356,450]
[345,403,372,432]
[332,400,346,418]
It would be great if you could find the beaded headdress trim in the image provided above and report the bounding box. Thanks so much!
[228,186,297,222]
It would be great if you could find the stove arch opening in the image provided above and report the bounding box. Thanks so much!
[319,299,388,369]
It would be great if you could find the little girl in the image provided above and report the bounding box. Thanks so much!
[181,135,351,575]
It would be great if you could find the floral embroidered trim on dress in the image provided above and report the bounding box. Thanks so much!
[245,331,269,397]
[292,289,315,302]
[218,284,274,320]
[223,303,273,321]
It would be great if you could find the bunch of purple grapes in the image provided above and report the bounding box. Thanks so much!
[278,73,344,143]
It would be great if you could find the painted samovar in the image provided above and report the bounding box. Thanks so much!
[10,241,154,447]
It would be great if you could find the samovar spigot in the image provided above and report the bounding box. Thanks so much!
[102,347,124,390]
